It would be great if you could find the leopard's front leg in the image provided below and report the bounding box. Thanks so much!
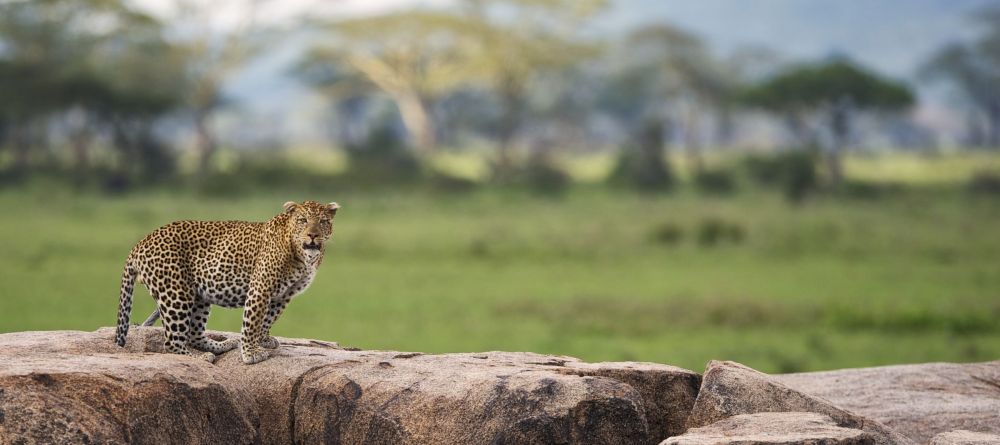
[260,298,290,349]
[240,279,276,364]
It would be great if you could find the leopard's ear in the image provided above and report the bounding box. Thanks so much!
[327,202,340,215]
[283,201,298,214]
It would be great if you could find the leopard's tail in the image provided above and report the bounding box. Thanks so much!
[115,259,138,347]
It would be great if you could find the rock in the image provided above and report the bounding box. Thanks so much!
[930,430,1000,445]
[660,412,878,445]
[777,361,1000,444]
[687,360,910,445]
[0,327,701,445]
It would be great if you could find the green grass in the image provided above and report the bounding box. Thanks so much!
[2,166,1000,373]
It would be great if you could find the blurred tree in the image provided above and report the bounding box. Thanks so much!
[921,6,1000,147]
[458,0,604,179]
[295,54,376,150]
[163,0,268,176]
[305,12,477,154]
[0,0,180,181]
[601,24,733,177]
[609,112,674,192]
[741,59,913,186]
[303,0,603,172]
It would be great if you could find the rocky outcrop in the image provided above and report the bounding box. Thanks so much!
[661,412,880,445]
[684,360,910,444]
[0,327,701,445]
[777,361,1000,444]
[2,327,998,445]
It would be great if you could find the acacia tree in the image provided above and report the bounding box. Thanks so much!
[160,0,266,176]
[457,0,604,177]
[305,12,477,155]
[294,58,375,150]
[601,24,733,176]
[742,59,913,186]
[0,0,180,178]
[303,0,602,168]
[921,6,1000,147]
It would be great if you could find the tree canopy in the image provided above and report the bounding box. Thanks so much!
[742,60,913,113]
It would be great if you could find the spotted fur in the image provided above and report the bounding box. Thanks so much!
[115,200,340,364]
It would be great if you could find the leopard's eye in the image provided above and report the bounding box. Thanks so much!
[297,217,307,224]
[321,218,330,224]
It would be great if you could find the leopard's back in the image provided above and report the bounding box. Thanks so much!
[131,220,264,307]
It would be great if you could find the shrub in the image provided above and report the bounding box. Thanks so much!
[743,150,818,203]
[694,169,738,195]
[650,222,684,245]
[609,119,675,192]
[696,218,746,247]
[521,153,570,194]
[344,120,423,184]
[428,171,479,193]
[838,180,902,200]
[969,171,1000,196]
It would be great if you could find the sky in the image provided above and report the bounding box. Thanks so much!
[134,0,998,142]
[609,0,995,80]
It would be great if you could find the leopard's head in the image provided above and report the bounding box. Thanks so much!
[282,200,339,260]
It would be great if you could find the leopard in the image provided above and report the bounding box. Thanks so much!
[114,200,340,364]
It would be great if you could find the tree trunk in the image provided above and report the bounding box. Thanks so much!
[827,102,850,188]
[683,103,704,176]
[493,84,524,182]
[395,92,435,155]
[194,110,216,176]
[12,119,32,172]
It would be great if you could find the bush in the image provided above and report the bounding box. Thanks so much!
[521,154,570,194]
[650,222,684,245]
[969,171,1000,196]
[428,171,479,193]
[696,218,746,247]
[743,150,818,203]
[609,145,675,192]
[838,180,902,200]
[344,120,423,184]
[609,119,675,192]
[694,169,738,195]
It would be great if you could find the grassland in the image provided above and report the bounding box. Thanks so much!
[1,152,999,373]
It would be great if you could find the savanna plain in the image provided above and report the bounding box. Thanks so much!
[1,152,998,374]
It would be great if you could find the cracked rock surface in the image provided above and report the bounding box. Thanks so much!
[0,327,701,445]
[685,360,911,445]
[777,361,1000,444]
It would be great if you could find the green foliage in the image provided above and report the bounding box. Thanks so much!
[610,119,675,192]
[610,146,674,192]
[343,120,423,185]
[743,151,819,203]
[968,171,1000,195]
[694,169,738,195]
[741,59,914,112]
[649,221,684,246]
[695,217,745,247]
[519,154,571,194]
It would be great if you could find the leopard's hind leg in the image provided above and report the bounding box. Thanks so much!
[188,301,238,354]
[148,281,216,363]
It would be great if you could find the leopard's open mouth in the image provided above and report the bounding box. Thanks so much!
[303,242,321,250]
